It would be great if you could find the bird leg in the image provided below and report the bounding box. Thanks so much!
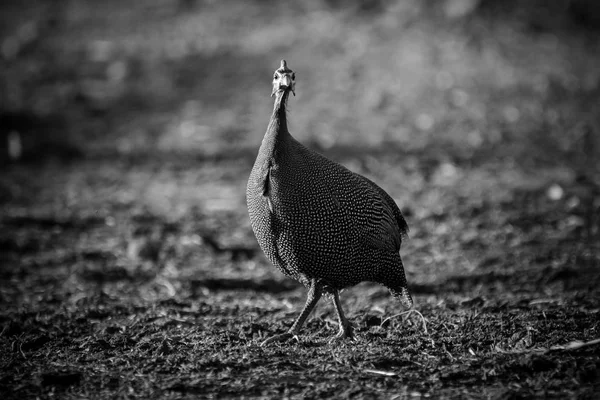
[261,278,322,346]
[329,290,354,343]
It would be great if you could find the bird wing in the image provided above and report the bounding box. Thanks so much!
[352,172,408,252]
[355,173,409,237]
[295,142,407,252]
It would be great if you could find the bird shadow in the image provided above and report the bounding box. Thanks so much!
[187,277,301,295]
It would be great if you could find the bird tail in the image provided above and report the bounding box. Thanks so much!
[390,286,413,309]
[380,257,413,309]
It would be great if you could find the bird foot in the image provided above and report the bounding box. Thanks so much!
[329,323,354,344]
[260,332,299,346]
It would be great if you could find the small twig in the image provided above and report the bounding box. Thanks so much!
[364,369,396,377]
[381,309,428,334]
[442,344,455,361]
[166,316,195,325]
[549,338,600,352]
[528,298,560,306]
[496,338,600,354]
[19,342,27,359]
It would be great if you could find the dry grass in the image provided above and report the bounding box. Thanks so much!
[1,0,600,398]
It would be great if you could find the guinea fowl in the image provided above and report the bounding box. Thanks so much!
[247,60,412,345]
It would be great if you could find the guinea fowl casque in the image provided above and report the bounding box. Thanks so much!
[247,60,412,345]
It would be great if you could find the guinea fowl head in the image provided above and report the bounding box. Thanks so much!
[271,60,296,97]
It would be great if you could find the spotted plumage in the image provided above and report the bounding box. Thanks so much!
[247,60,412,344]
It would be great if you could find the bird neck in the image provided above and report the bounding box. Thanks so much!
[260,89,291,157]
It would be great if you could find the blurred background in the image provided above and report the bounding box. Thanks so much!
[1,0,599,161]
[1,0,599,302]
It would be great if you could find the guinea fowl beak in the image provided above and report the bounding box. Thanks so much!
[280,75,292,90]
[272,75,295,97]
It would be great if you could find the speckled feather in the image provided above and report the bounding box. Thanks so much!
[247,62,412,310]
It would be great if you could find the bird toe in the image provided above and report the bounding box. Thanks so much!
[329,323,354,344]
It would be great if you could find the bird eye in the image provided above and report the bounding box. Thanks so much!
[273,74,278,79]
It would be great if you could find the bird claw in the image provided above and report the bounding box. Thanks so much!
[328,324,354,344]
[260,332,299,346]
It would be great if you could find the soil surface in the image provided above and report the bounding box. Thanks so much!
[1,1,600,398]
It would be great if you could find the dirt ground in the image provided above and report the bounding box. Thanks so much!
[1,1,600,398]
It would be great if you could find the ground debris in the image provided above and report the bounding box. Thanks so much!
[1,1,600,398]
